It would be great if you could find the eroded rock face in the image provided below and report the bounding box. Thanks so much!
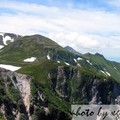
[89,79,99,104]
[56,66,67,98]
[0,68,31,120]
[14,73,31,112]
[1,66,120,120]
[49,66,120,105]
[0,68,31,111]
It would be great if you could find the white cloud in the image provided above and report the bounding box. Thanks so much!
[107,0,120,7]
[48,32,100,48]
[0,1,120,61]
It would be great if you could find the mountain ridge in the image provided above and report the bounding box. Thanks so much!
[0,32,120,83]
[0,32,120,120]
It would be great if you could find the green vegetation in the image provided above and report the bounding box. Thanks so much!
[1,34,119,83]
[0,34,120,119]
[18,60,59,84]
[0,112,5,120]
[0,35,76,66]
[18,59,113,110]
[82,53,120,83]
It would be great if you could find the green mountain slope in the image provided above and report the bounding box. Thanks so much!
[0,35,77,66]
[0,33,120,83]
[65,46,120,83]
[83,53,120,83]
[0,33,120,120]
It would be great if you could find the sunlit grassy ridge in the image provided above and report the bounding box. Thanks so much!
[83,53,120,83]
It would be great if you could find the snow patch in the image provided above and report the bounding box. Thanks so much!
[73,58,77,63]
[100,70,106,75]
[57,61,60,63]
[24,57,36,62]
[0,32,4,36]
[77,57,83,60]
[47,54,50,60]
[3,36,14,45]
[64,62,70,66]
[106,71,111,76]
[86,60,92,65]
[100,70,111,76]
[0,64,21,71]
[0,45,4,49]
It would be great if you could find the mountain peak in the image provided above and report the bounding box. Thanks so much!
[95,53,104,57]
[64,46,82,56]
[84,52,105,59]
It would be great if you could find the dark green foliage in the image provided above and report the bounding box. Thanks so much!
[30,81,39,104]
[0,112,5,120]
[19,114,27,120]
[0,75,27,119]
[0,77,5,104]
[6,115,14,120]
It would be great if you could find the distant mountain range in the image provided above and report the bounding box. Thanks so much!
[0,32,120,120]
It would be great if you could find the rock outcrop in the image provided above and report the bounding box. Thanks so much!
[0,66,120,120]
[0,68,31,120]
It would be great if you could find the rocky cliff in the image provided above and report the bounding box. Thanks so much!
[0,68,31,120]
[0,64,120,120]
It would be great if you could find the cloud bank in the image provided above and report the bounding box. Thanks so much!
[0,0,120,62]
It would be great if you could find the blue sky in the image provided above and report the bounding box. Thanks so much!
[4,0,119,11]
[0,0,120,62]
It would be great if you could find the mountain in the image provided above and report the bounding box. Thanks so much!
[64,46,82,56]
[0,32,21,47]
[65,47,120,83]
[0,32,120,120]
[82,52,120,83]
[0,34,78,66]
